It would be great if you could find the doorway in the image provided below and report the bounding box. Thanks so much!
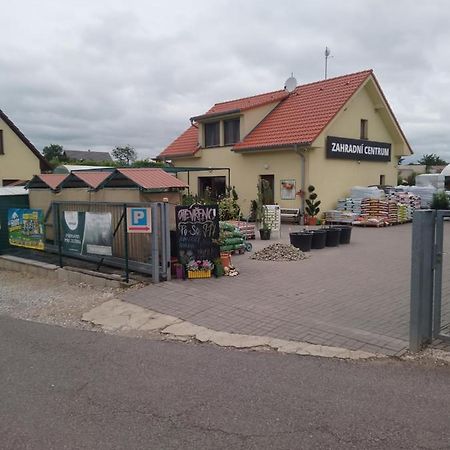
[259,174,274,204]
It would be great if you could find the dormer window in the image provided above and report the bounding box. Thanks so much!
[204,122,220,147]
[224,119,240,145]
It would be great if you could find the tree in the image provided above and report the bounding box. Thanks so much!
[131,159,165,168]
[42,144,64,162]
[417,153,448,168]
[112,145,137,166]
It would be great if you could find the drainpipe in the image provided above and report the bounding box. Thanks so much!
[294,145,306,221]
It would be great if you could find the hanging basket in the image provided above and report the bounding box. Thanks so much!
[187,270,212,279]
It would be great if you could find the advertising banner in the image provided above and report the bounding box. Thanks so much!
[62,211,86,254]
[326,136,391,162]
[81,212,113,256]
[8,208,45,250]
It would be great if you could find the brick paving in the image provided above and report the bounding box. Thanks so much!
[124,223,450,356]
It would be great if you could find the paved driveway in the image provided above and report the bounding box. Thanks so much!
[124,223,450,356]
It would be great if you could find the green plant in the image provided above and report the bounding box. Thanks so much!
[305,185,321,217]
[431,191,450,210]
[255,180,271,231]
[218,196,240,220]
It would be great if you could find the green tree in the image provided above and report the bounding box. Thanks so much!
[42,144,64,162]
[112,145,137,166]
[417,153,448,169]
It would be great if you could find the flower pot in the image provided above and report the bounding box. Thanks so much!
[214,264,224,277]
[175,263,184,279]
[220,252,232,268]
[289,232,312,252]
[338,225,352,244]
[307,216,318,226]
[187,270,212,279]
[311,229,327,249]
[325,227,341,247]
[259,228,271,240]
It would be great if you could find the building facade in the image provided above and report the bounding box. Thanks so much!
[0,109,50,186]
[158,70,412,215]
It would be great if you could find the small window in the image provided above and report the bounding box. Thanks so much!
[0,130,4,155]
[224,119,240,145]
[198,176,226,200]
[204,122,220,148]
[360,119,368,140]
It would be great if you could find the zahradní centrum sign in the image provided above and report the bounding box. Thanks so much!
[326,136,391,162]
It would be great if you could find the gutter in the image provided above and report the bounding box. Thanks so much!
[294,144,306,219]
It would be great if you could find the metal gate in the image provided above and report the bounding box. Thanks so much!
[410,210,450,351]
[50,201,171,283]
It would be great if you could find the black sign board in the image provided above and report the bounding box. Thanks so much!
[326,136,391,162]
[175,204,220,264]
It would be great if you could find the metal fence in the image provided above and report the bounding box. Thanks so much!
[50,201,171,283]
[410,210,450,351]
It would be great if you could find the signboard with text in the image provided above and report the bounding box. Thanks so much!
[8,208,45,250]
[326,136,391,162]
[175,204,220,264]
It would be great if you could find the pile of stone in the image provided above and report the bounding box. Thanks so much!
[250,243,309,261]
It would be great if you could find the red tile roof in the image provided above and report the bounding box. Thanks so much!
[71,171,112,189]
[201,89,288,117]
[116,168,188,190]
[158,70,381,158]
[37,174,68,189]
[234,70,373,151]
[159,125,199,159]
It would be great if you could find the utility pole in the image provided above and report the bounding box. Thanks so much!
[324,47,331,79]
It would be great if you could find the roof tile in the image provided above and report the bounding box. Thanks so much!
[116,168,188,190]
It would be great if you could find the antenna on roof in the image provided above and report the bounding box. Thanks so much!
[284,73,297,92]
[324,47,332,79]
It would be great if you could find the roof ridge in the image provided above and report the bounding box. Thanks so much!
[213,88,287,107]
[295,69,373,90]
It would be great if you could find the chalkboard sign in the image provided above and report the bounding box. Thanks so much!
[175,204,220,264]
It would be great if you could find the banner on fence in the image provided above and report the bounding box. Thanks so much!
[62,211,86,254]
[8,208,45,250]
[62,211,112,256]
[175,204,220,264]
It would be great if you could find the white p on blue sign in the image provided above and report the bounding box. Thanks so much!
[126,207,152,233]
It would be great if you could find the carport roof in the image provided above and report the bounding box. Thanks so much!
[26,174,68,190]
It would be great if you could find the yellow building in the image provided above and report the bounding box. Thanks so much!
[0,109,50,185]
[158,70,412,215]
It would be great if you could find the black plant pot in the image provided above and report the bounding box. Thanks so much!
[311,229,327,249]
[325,228,341,247]
[259,228,271,240]
[338,225,352,244]
[289,232,313,252]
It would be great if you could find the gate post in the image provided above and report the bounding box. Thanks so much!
[410,209,436,352]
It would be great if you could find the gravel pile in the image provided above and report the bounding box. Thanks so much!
[250,243,309,261]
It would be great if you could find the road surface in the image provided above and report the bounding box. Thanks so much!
[1,316,449,449]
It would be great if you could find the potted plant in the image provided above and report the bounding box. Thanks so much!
[256,179,272,240]
[305,185,321,225]
[431,191,450,210]
[186,259,214,279]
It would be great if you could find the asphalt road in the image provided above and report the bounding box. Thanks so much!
[1,316,449,450]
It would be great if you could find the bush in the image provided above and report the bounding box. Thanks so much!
[431,191,450,210]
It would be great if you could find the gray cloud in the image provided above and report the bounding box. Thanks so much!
[0,0,450,161]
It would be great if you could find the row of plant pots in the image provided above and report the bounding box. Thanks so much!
[289,226,352,252]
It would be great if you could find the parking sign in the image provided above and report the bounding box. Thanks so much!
[126,207,152,233]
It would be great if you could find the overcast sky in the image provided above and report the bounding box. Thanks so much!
[1,1,449,161]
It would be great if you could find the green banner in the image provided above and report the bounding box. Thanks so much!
[62,211,86,254]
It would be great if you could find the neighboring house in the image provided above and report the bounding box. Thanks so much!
[63,149,113,163]
[0,109,51,186]
[158,70,413,214]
